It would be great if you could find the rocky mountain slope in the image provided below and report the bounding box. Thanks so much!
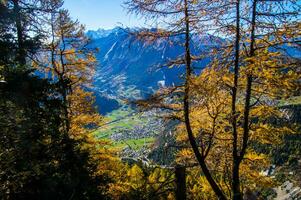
[87,28,221,114]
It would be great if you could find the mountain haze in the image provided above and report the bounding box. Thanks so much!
[88,28,221,114]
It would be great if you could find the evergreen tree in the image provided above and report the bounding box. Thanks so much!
[0,1,113,199]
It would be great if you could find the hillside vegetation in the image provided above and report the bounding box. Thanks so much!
[0,0,300,199]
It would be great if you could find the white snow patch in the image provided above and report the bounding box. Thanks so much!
[104,42,117,60]
[158,80,165,88]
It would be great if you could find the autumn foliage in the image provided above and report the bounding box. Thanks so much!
[0,0,300,199]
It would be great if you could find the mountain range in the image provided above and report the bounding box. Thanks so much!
[87,28,222,114]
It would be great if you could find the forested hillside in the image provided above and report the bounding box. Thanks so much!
[0,0,300,200]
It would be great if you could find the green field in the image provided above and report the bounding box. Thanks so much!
[94,106,154,149]
[112,137,155,150]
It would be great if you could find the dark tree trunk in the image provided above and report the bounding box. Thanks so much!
[232,0,242,199]
[182,0,227,199]
[12,0,26,65]
[175,165,186,200]
[239,0,257,173]
[232,1,257,199]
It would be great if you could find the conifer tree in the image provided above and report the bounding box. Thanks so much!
[126,0,300,199]
[41,7,120,198]
[0,1,114,198]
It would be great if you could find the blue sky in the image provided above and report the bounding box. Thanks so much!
[63,0,144,30]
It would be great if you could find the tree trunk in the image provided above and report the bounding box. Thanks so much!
[232,1,257,199]
[13,0,26,65]
[182,0,227,199]
[175,165,186,200]
[232,0,243,198]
